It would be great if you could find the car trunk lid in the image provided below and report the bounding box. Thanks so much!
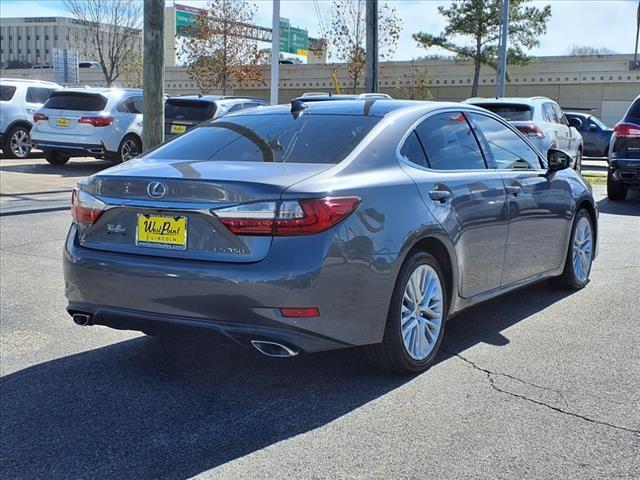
[76,161,332,263]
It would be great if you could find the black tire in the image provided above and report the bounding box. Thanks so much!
[2,124,32,159]
[553,209,594,290]
[365,251,448,373]
[111,134,142,164]
[607,171,627,201]
[44,151,70,165]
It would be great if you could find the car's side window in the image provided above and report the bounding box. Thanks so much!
[553,104,568,126]
[468,113,542,170]
[543,103,559,123]
[118,95,143,114]
[400,131,429,168]
[26,87,54,104]
[132,95,144,114]
[227,103,246,113]
[414,111,487,170]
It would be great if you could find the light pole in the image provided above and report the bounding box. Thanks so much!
[143,0,165,151]
[496,0,509,97]
[365,0,379,93]
[270,0,280,104]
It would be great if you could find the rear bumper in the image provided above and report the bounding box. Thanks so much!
[31,140,107,157]
[63,224,398,353]
[609,159,640,185]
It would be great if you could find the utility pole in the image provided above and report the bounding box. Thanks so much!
[365,0,379,93]
[633,0,640,69]
[270,0,280,104]
[496,0,509,97]
[143,0,165,151]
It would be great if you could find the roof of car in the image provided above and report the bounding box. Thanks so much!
[465,96,553,105]
[0,77,61,87]
[55,87,143,95]
[229,99,478,118]
[169,95,268,104]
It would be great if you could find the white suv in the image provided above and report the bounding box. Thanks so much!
[464,96,584,171]
[0,78,61,159]
[31,87,143,165]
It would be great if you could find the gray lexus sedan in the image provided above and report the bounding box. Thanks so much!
[64,99,597,372]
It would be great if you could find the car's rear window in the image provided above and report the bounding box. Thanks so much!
[165,99,216,122]
[148,113,381,164]
[43,92,107,111]
[474,103,533,121]
[0,85,17,101]
[624,98,640,125]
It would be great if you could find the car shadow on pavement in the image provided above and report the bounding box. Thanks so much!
[596,189,640,216]
[0,159,112,178]
[1,281,574,480]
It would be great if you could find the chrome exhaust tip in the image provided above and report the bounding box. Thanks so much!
[72,313,92,326]
[251,340,299,358]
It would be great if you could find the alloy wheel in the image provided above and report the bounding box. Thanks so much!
[121,138,140,162]
[572,216,593,283]
[10,129,31,158]
[401,264,444,361]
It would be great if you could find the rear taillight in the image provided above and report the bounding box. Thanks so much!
[213,196,361,236]
[33,112,48,122]
[613,122,640,138]
[78,116,113,127]
[71,187,105,224]
[516,124,545,138]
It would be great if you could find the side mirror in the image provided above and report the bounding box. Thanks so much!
[588,124,598,132]
[547,148,572,173]
[567,117,582,129]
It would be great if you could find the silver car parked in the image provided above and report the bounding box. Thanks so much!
[64,100,598,372]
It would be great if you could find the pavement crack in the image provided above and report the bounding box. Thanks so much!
[446,350,640,436]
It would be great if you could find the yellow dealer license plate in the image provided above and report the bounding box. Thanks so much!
[136,214,187,250]
[171,124,186,134]
[56,118,70,127]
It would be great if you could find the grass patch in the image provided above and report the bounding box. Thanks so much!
[582,174,607,185]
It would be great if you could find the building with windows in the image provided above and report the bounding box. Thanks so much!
[0,16,142,67]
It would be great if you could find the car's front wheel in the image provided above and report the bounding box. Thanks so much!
[44,151,70,165]
[3,125,32,159]
[366,251,447,373]
[554,208,594,290]
[607,171,627,201]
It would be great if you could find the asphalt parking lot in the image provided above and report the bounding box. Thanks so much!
[1,155,639,479]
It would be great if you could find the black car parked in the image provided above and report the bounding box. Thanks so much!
[607,95,640,201]
[565,112,612,158]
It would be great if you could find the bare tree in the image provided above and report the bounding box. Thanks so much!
[327,1,402,93]
[178,0,265,95]
[64,0,142,87]
[394,59,433,101]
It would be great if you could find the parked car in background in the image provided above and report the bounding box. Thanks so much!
[565,112,612,158]
[607,95,640,201]
[164,95,269,139]
[31,87,144,165]
[0,78,61,159]
[64,100,597,373]
[79,61,101,69]
[465,96,584,171]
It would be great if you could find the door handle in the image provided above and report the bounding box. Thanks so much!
[506,185,522,196]
[428,190,452,203]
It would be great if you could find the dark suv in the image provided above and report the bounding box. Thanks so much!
[608,95,640,201]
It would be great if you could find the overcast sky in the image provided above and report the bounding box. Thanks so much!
[1,0,637,59]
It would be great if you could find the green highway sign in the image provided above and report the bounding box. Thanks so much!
[175,5,201,36]
[279,21,308,57]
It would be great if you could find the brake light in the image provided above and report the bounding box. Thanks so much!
[515,124,545,138]
[33,112,48,122]
[213,196,361,236]
[613,122,640,138]
[280,307,320,318]
[71,187,105,224]
[78,116,113,127]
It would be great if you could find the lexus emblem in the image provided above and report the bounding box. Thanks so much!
[147,181,167,199]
